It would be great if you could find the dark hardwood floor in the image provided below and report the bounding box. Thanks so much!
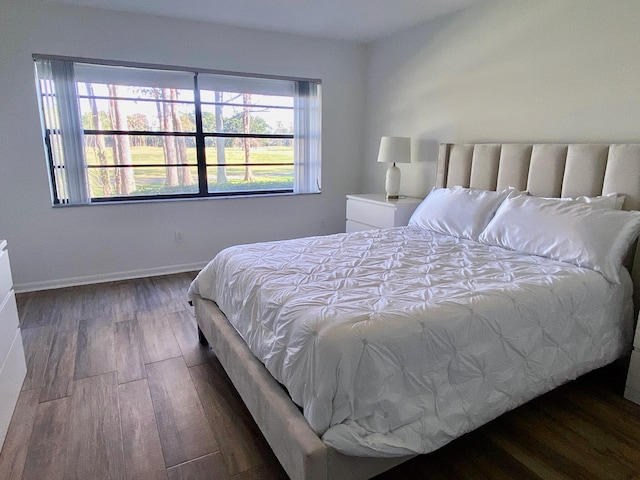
[1,273,639,479]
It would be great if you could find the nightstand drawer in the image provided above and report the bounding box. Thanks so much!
[347,198,395,228]
[0,292,19,363]
[346,220,375,233]
[346,194,423,232]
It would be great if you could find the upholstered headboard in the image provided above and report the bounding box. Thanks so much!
[435,143,640,310]
[435,144,640,211]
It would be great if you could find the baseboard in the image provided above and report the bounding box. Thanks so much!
[13,262,208,293]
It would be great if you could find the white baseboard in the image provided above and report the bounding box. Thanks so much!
[13,262,208,293]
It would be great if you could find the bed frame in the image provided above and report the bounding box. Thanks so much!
[192,143,640,480]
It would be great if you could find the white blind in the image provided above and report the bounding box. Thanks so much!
[35,58,89,204]
[294,82,321,194]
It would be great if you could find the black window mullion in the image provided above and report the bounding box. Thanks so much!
[82,129,293,140]
[84,129,195,137]
[86,164,194,168]
[202,133,293,140]
[193,73,208,196]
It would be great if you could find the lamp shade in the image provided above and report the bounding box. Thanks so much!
[377,136,411,164]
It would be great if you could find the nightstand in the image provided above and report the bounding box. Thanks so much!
[0,240,26,451]
[346,194,423,233]
[624,314,640,405]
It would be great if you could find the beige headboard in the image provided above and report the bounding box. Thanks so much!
[435,143,640,309]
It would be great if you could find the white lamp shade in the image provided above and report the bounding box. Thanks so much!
[377,136,411,164]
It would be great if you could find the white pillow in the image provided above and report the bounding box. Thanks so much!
[478,195,640,283]
[578,193,625,210]
[544,192,624,210]
[409,186,514,240]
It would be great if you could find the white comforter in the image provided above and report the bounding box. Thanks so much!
[188,226,634,457]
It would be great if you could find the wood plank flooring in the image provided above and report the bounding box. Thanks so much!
[1,272,639,479]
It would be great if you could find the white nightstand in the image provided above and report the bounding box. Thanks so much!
[346,194,423,233]
[0,240,27,451]
[624,315,640,405]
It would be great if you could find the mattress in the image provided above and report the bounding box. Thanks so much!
[188,226,635,457]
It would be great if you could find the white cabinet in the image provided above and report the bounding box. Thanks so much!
[346,194,422,232]
[625,315,640,405]
[0,240,26,451]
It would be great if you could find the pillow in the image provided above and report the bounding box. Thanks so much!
[543,192,624,210]
[478,195,640,283]
[408,186,514,240]
[578,193,625,210]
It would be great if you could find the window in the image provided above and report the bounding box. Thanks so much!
[33,56,321,205]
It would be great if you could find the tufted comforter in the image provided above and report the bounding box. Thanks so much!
[188,226,634,457]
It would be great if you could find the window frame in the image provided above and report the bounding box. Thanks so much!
[33,55,321,205]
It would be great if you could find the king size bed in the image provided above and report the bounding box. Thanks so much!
[188,143,640,480]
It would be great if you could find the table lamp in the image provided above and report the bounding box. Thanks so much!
[377,136,411,199]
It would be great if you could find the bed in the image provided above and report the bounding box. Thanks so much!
[188,143,640,480]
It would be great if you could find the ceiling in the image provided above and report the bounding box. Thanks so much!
[46,0,485,43]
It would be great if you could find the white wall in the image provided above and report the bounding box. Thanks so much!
[0,0,366,290]
[364,0,640,198]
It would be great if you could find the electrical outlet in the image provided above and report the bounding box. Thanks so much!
[175,231,184,243]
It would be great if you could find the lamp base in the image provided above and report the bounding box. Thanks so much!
[384,164,401,199]
[385,194,400,200]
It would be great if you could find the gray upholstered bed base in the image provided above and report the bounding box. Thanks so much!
[193,296,413,480]
[194,143,640,480]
